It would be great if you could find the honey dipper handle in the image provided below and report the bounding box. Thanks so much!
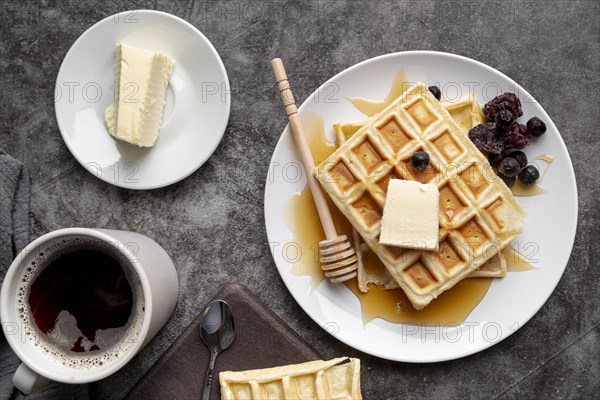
[271,58,338,240]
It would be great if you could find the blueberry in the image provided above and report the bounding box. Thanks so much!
[411,151,430,171]
[495,109,514,129]
[508,150,527,169]
[526,117,546,137]
[428,86,441,101]
[519,165,540,185]
[488,151,507,167]
[498,173,516,188]
[498,157,520,177]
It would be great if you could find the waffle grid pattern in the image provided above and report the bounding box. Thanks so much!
[333,97,505,293]
[319,83,524,309]
[220,358,362,400]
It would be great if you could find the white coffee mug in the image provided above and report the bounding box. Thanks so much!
[0,228,179,394]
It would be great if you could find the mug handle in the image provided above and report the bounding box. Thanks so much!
[13,363,49,394]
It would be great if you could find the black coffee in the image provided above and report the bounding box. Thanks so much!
[28,248,134,353]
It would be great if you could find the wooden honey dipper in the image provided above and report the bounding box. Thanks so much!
[271,58,358,283]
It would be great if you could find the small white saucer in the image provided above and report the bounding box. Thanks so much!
[55,10,230,189]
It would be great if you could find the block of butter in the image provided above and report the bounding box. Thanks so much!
[379,179,439,251]
[105,43,174,147]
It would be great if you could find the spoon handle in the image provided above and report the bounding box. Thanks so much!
[202,349,218,400]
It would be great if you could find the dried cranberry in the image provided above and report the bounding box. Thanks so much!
[504,122,531,150]
[483,93,523,121]
[468,123,505,154]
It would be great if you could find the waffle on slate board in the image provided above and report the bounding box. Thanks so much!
[333,96,508,293]
[219,358,362,400]
[317,82,525,309]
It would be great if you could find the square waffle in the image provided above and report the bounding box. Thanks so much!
[332,96,506,293]
[219,357,362,400]
[317,82,524,309]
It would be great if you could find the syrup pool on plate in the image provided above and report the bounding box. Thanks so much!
[284,112,493,325]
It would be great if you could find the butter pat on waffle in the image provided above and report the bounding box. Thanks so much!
[318,82,524,309]
[379,179,440,250]
[219,357,362,400]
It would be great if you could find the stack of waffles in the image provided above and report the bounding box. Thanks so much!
[317,83,525,309]
[333,95,508,292]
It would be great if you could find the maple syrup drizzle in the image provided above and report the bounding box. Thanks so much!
[511,154,554,197]
[283,112,493,325]
[345,279,493,326]
[347,69,410,117]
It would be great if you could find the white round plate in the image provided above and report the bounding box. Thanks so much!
[264,51,578,362]
[55,10,230,189]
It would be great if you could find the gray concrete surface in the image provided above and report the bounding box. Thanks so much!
[1,0,599,399]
